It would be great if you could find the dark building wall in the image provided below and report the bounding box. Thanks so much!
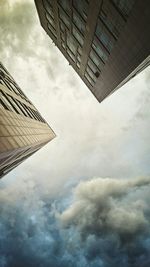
[34,0,150,102]
[93,0,150,102]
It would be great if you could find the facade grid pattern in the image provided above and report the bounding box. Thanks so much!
[35,0,150,102]
[0,63,56,178]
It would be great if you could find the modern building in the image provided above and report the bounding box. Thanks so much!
[35,0,150,102]
[0,62,56,178]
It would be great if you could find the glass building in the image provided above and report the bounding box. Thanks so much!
[35,0,150,102]
[0,62,56,178]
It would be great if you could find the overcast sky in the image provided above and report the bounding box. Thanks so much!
[0,1,150,267]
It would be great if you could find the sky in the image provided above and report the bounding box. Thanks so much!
[0,0,150,266]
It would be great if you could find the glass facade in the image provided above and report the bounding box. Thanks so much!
[72,26,84,46]
[73,0,89,21]
[0,66,46,123]
[73,11,86,34]
[0,62,55,178]
[96,19,115,52]
[92,37,109,62]
[35,0,139,92]
[43,0,57,38]
[59,8,70,29]
[58,0,71,14]
[112,0,136,18]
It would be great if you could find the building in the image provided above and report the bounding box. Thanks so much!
[34,0,150,102]
[0,62,56,178]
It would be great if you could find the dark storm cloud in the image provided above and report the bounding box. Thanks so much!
[0,177,150,267]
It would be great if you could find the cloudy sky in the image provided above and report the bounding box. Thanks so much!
[0,1,150,266]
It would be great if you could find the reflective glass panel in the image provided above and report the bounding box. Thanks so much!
[73,12,85,34]
[73,27,84,46]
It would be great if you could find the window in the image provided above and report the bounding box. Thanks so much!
[61,42,66,50]
[90,49,104,71]
[73,11,85,34]
[76,62,80,68]
[0,98,9,110]
[78,46,82,55]
[58,0,71,15]
[73,26,84,46]
[96,20,115,52]
[67,48,76,62]
[0,70,5,79]
[73,0,88,21]
[88,59,99,74]
[60,22,65,33]
[0,91,18,113]
[43,0,54,18]
[47,23,57,38]
[67,34,77,55]
[46,12,55,28]
[92,37,109,62]
[11,97,29,117]
[86,66,97,82]
[46,11,56,38]
[59,9,70,29]
[100,10,119,39]
[7,96,22,115]
[84,72,95,87]
[21,103,35,119]
[61,42,66,49]
[112,0,135,18]
[77,54,81,62]
[1,79,13,92]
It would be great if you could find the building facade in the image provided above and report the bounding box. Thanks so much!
[35,0,150,102]
[0,63,56,178]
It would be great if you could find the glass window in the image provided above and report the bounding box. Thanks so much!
[67,48,76,62]
[0,91,18,113]
[86,66,97,82]
[112,0,135,17]
[0,98,9,110]
[78,46,82,55]
[7,96,22,115]
[8,81,20,95]
[1,79,13,92]
[88,59,98,74]
[84,72,95,86]
[90,49,104,71]
[46,13,55,28]
[100,10,120,39]
[73,12,85,34]
[28,108,37,120]
[61,32,65,41]
[96,20,115,52]
[12,98,28,117]
[77,54,81,62]
[76,62,80,68]
[92,38,108,62]
[73,26,84,46]
[58,0,71,15]
[48,23,57,38]
[59,9,70,29]
[67,34,77,55]
[73,0,88,21]
[43,0,54,18]
[21,103,34,119]
[60,22,65,33]
[61,42,66,49]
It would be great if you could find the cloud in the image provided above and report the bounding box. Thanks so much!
[0,0,35,58]
[0,176,150,267]
[60,177,150,266]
